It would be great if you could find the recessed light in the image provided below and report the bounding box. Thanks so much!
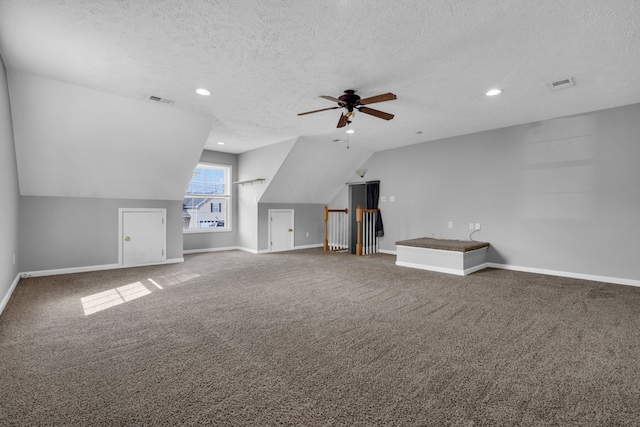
[196,88,212,96]
[486,89,502,96]
[216,142,225,145]
[346,129,355,134]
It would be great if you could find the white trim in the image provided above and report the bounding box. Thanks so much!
[379,249,397,255]
[395,261,489,276]
[19,258,183,279]
[487,263,640,288]
[237,247,259,254]
[183,246,242,254]
[294,243,324,250]
[184,244,323,256]
[464,262,490,275]
[259,243,323,254]
[396,261,466,276]
[183,246,261,255]
[24,263,121,278]
[183,228,232,234]
[0,273,22,315]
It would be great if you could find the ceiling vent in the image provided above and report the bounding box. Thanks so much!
[148,95,175,105]
[548,77,575,91]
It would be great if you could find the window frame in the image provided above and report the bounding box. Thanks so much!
[183,162,232,234]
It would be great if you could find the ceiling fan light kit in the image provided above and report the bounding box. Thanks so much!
[298,89,397,128]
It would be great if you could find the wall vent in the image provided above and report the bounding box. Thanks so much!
[548,77,575,91]
[148,95,175,105]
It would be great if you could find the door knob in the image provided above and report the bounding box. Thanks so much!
[125,236,131,241]
[288,229,293,232]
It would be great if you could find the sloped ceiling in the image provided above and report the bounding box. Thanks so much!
[9,72,211,200]
[1,1,639,156]
[260,136,373,204]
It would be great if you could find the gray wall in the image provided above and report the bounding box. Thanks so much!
[258,203,325,251]
[183,150,239,252]
[0,56,20,308]
[19,197,183,272]
[347,103,640,281]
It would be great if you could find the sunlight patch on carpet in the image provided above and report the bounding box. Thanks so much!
[80,271,200,315]
[81,281,151,315]
[153,270,200,287]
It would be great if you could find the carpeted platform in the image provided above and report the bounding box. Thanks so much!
[1,249,639,426]
[395,237,490,252]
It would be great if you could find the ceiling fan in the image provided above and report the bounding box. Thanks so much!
[298,89,397,128]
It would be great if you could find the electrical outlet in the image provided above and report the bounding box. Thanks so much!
[305,232,309,237]
[448,221,453,229]
[381,196,386,202]
[389,196,395,202]
[475,223,481,230]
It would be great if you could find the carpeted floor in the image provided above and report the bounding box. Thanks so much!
[1,249,639,426]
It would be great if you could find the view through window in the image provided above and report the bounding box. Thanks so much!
[183,163,231,231]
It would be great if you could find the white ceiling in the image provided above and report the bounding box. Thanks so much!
[1,1,640,154]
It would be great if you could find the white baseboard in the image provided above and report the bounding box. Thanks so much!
[487,263,640,288]
[21,258,184,279]
[0,273,21,316]
[294,243,324,250]
[396,261,466,276]
[379,249,397,255]
[183,246,241,255]
[259,243,324,254]
[465,262,490,275]
[395,260,489,276]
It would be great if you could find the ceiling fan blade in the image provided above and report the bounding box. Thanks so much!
[337,113,348,128]
[358,107,394,120]
[320,95,343,103]
[358,92,397,105]
[297,106,340,116]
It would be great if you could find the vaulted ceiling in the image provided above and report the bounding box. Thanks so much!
[1,0,639,156]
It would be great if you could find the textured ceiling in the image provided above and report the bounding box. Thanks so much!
[1,0,639,154]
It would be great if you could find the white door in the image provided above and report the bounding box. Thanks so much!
[120,209,166,266]
[269,209,294,252]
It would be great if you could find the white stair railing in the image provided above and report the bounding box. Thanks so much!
[356,206,379,256]
[324,207,349,251]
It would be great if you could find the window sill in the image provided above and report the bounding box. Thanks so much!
[183,228,232,234]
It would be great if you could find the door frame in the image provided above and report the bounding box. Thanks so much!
[118,208,167,266]
[349,184,366,255]
[268,209,295,252]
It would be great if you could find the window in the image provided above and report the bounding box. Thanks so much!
[183,163,231,232]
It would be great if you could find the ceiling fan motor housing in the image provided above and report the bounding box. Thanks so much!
[338,89,361,111]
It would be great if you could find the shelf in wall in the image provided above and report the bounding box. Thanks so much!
[233,178,266,186]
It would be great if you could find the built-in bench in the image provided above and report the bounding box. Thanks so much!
[395,237,490,276]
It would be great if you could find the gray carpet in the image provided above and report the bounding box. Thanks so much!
[1,249,639,426]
